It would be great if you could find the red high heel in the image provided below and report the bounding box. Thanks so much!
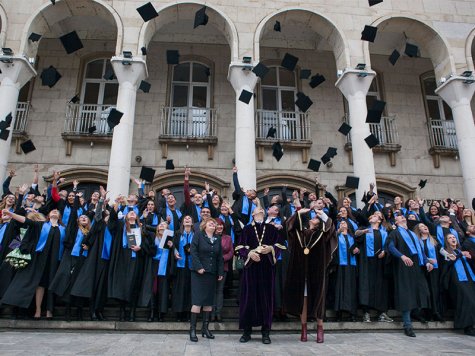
[300,323,307,342]
[316,325,324,343]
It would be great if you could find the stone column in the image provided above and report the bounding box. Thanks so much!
[0,56,36,182]
[228,63,258,190]
[436,77,475,204]
[336,70,377,207]
[106,57,147,199]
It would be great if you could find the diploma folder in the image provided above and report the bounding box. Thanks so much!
[127,234,137,248]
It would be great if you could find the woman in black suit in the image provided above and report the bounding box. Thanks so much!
[189,217,224,342]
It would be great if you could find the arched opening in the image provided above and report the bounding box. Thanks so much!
[43,167,107,199]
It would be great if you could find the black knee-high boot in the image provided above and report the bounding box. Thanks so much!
[202,311,215,339]
[190,312,199,342]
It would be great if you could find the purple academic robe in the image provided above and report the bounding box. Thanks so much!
[236,221,284,330]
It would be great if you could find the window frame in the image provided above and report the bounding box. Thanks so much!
[420,71,453,122]
[260,66,298,112]
[80,58,119,106]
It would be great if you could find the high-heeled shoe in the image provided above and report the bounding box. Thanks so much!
[316,325,324,343]
[189,313,198,342]
[201,311,215,339]
[300,323,307,342]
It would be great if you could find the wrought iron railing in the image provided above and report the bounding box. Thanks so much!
[160,106,217,139]
[427,119,458,150]
[14,101,30,133]
[255,110,311,142]
[344,114,400,146]
[63,103,115,135]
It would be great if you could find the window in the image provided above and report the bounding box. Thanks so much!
[343,74,384,114]
[78,58,119,134]
[169,61,211,136]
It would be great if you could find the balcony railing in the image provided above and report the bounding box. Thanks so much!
[63,103,115,136]
[255,110,311,142]
[14,101,30,134]
[427,119,458,150]
[160,106,217,139]
[344,114,400,147]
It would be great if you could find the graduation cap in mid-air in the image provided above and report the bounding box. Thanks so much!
[69,94,80,104]
[239,89,253,104]
[0,112,12,130]
[141,46,147,56]
[273,21,281,32]
[365,133,380,148]
[281,53,299,71]
[20,139,36,154]
[103,67,116,81]
[418,179,427,189]
[295,92,313,112]
[137,2,159,22]
[60,31,84,54]
[266,127,277,139]
[166,50,180,65]
[50,0,56,4]
[389,49,400,66]
[106,108,124,130]
[300,69,311,79]
[252,62,269,79]
[0,129,10,141]
[272,142,284,161]
[321,147,337,164]
[338,122,352,136]
[28,33,42,42]
[194,6,209,28]
[345,176,360,189]
[139,80,151,93]
[361,25,378,42]
[405,43,419,58]
[309,74,325,88]
[166,159,175,170]
[40,66,62,88]
[88,125,96,134]
[368,0,383,6]
[307,159,321,172]
[140,166,156,183]
[366,100,386,124]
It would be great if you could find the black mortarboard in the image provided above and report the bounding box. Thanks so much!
[389,49,400,65]
[194,6,208,28]
[274,21,281,32]
[204,67,211,77]
[141,46,147,55]
[239,89,253,104]
[0,113,12,130]
[272,142,284,161]
[103,67,115,81]
[366,109,383,124]
[88,125,96,134]
[326,147,338,158]
[166,159,175,170]
[0,129,10,141]
[405,43,419,58]
[372,99,386,112]
[295,92,313,112]
[281,53,298,71]
[106,108,123,129]
[139,80,151,93]
[266,127,277,138]
[361,25,378,42]
[166,50,179,65]
[365,133,380,148]
[418,179,427,189]
[307,159,321,172]
[338,122,352,136]
[137,2,159,22]
[40,66,62,88]
[300,69,311,79]
[252,62,269,79]
[345,176,360,189]
[60,31,84,54]
[369,0,383,6]
[140,166,156,183]
[51,0,56,4]
[321,154,331,165]
[309,74,325,88]
[69,94,80,104]
[29,33,42,42]
[20,139,36,154]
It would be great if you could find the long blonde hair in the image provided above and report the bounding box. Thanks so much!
[0,194,15,211]
[78,215,92,236]
[414,223,438,247]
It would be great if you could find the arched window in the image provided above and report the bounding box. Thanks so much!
[169,61,211,136]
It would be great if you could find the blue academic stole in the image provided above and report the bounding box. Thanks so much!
[219,214,234,243]
[365,228,387,257]
[195,205,202,222]
[154,237,170,276]
[71,229,85,257]
[290,204,296,216]
[177,231,193,269]
[420,238,438,268]
[398,227,425,266]
[0,222,8,245]
[62,205,71,226]
[241,197,256,225]
[338,233,356,266]
[436,225,459,246]
[36,222,66,261]
[101,227,113,260]
[454,250,475,282]
[166,205,182,231]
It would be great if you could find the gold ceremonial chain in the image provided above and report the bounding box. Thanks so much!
[252,221,266,249]
[296,221,325,255]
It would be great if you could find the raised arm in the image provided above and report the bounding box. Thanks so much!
[2,169,14,196]
[184,167,191,207]
[232,167,244,196]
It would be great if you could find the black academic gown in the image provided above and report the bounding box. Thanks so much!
[0,221,21,298]
[420,238,443,316]
[137,232,157,308]
[462,237,475,270]
[172,230,193,313]
[148,237,175,313]
[334,233,358,315]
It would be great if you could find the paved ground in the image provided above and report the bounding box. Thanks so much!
[0,330,474,355]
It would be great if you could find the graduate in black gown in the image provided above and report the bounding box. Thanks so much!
[387,215,434,337]
[334,220,359,321]
[440,233,475,336]
[355,213,392,323]
[462,225,475,269]
[161,194,182,233]
[70,186,116,320]
[0,207,22,300]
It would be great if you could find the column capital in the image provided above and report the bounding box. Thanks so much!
[0,55,37,88]
[111,57,148,87]
[435,76,475,108]
[227,62,258,93]
[335,69,376,99]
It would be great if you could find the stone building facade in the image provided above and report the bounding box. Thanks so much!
[1,0,475,206]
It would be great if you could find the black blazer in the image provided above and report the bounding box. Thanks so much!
[191,231,224,276]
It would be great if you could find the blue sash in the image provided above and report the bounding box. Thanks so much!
[468,237,475,244]
[241,197,256,225]
[36,222,66,261]
[436,225,459,246]
[290,204,296,216]
[338,233,356,266]
[348,218,358,231]
[0,223,8,245]
[366,228,387,257]
[177,231,193,269]
[154,238,170,276]
[62,205,71,226]
[420,238,438,268]
[454,251,475,282]
[220,214,234,243]
[195,205,202,222]
[398,227,424,266]
[310,210,316,219]
[166,206,182,231]
[101,227,113,260]
[71,229,85,257]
